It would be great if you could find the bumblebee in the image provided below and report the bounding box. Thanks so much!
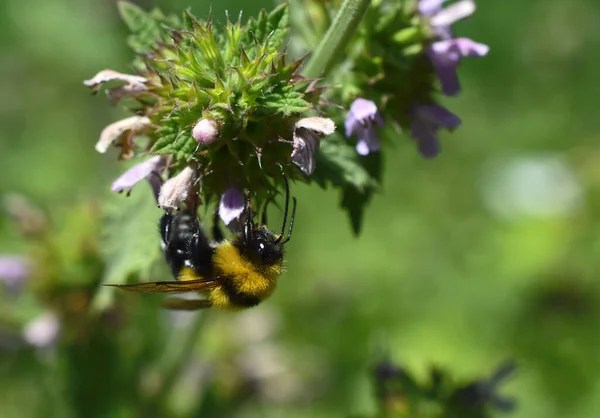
[108,176,297,311]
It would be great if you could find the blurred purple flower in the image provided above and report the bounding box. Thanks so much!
[111,156,166,198]
[345,98,384,156]
[410,104,461,157]
[0,255,29,294]
[219,186,245,225]
[420,0,489,96]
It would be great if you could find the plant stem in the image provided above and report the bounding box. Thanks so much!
[302,0,371,79]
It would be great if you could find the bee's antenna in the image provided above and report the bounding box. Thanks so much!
[281,197,297,244]
[276,171,290,243]
[242,192,254,245]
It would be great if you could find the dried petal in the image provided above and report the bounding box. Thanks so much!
[292,117,336,175]
[96,116,151,153]
[84,69,147,94]
[219,186,245,225]
[158,166,197,211]
[111,156,166,194]
[192,118,219,145]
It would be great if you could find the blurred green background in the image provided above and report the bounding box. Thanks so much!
[2,0,600,417]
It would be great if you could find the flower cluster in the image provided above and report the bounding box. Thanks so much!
[373,358,516,417]
[86,0,489,233]
[340,0,488,158]
[86,2,335,224]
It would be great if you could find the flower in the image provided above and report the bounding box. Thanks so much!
[96,116,151,154]
[22,311,61,349]
[192,118,219,145]
[428,38,489,96]
[420,0,489,96]
[158,166,197,211]
[219,186,245,225]
[410,104,461,157]
[345,98,384,156]
[111,156,166,197]
[0,255,30,294]
[291,117,336,175]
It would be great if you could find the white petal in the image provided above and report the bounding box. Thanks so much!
[158,166,197,211]
[294,117,336,135]
[23,311,60,348]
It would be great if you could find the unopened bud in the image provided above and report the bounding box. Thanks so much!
[192,118,219,145]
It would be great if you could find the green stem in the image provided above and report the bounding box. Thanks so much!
[141,313,207,414]
[302,0,371,79]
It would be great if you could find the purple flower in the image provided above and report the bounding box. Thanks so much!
[0,255,30,294]
[219,186,245,225]
[345,98,384,156]
[111,156,166,198]
[410,104,461,158]
[420,0,489,96]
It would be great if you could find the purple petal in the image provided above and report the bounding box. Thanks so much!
[419,0,447,16]
[416,105,462,130]
[219,186,245,225]
[355,126,381,156]
[111,156,165,193]
[344,111,358,137]
[453,37,490,57]
[349,98,379,122]
[0,255,30,292]
[410,122,440,158]
[430,0,475,27]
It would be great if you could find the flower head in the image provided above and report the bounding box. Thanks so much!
[219,186,245,225]
[410,104,461,158]
[291,117,336,175]
[111,156,166,197]
[345,98,384,156]
[420,0,489,96]
[158,166,197,211]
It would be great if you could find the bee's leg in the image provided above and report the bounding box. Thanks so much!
[161,298,212,310]
[212,204,225,242]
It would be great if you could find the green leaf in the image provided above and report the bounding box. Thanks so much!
[245,3,289,53]
[315,136,382,235]
[341,152,383,235]
[117,1,167,52]
[92,180,162,311]
[260,91,311,115]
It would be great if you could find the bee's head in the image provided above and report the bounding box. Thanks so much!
[239,173,297,267]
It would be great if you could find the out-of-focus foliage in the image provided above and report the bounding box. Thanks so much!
[2,0,600,418]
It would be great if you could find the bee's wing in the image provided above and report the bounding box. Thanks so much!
[105,277,220,293]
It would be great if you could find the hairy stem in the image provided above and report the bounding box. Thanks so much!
[302,0,371,79]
